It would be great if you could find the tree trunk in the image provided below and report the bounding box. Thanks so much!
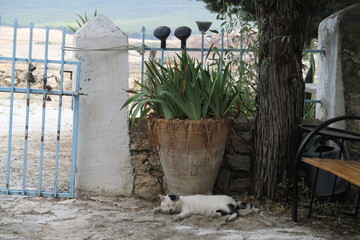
[251,1,321,199]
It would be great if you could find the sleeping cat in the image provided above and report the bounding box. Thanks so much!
[153,194,259,222]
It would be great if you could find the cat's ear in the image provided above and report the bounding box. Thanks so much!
[159,194,165,201]
[168,194,180,201]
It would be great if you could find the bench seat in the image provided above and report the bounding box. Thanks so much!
[301,157,360,187]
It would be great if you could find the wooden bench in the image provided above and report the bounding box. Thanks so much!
[292,115,360,222]
[301,157,360,188]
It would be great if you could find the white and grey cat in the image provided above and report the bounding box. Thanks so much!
[153,194,259,222]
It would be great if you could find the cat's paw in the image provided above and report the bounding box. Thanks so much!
[252,206,260,214]
[171,215,183,222]
[210,211,222,218]
[226,212,238,222]
[152,207,162,213]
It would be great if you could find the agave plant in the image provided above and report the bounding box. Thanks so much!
[67,10,98,33]
[121,51,241,124]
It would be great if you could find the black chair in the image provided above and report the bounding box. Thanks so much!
[292,115,360,222]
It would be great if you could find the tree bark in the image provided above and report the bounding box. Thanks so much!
[251,0,322,199]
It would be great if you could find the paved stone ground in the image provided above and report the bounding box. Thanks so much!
[0,195,348,240]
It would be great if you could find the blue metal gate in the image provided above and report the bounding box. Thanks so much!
[0,18,81,198]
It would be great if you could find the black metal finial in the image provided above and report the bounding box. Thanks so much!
[196,21,212,32]
[174,26,192,49]
[153,26,171,49]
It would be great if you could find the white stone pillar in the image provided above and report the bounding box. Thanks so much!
[316,4,360,124]
[316,10,344,121]
[73,15,133,196]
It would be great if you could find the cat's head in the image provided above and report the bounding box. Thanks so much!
[158,194,180,214]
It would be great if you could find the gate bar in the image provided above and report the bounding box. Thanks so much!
[53,31,66,196]
[0,87,84,96]
[37,27,50,195]
[0,189,73,198]
[22,22,34,195]
[0,56,80,65]
[6,19,18,192]
[69,57,81,198]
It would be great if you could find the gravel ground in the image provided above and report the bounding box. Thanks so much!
[0,195,339,240]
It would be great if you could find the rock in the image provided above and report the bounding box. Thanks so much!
[17,81,28,88]
[63,78,72,90]
[52,209,79,219]
[229,177,251,192]
[3,77,12,86]
[134,173,162,200]
[131,132,155,151]
[17,71,27,81]
[214,168,232,194]
[230,133,253,154]
[46,76,58,89]
[148,153,161,168]
[232,119,254,132]
[33,206,51,214]
[131,119,149,132]
[58,199,76,205]
[226,154,251,171]
[131,153,149,171]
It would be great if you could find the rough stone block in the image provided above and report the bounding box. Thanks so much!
[229,177,251,193]
[214,169,232,194]
[148,153,161,168]
[131,154,148,171]
[346,93,360,115]
[130,132,155,151]
[231,133,253,154]
[226,154,251,171]
[131,119,149,132]
[134,174,162,200]
[232,119,254,132]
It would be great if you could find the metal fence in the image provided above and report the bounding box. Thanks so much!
[135,26,323,119]
[0,18,81,198]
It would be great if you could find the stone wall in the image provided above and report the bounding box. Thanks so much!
[130,120,163,200]
[215,120,254,195]
[130,119,254,200]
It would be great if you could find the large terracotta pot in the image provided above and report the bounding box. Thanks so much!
[148,117,230,195]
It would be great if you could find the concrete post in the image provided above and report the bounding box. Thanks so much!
[73,15,133,196]
[316,4,360,126]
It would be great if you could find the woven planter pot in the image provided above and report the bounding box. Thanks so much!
[148,117,230,195]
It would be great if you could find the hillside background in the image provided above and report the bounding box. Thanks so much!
[0,0,221,38]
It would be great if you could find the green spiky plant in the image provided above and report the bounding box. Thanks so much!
[121,50,241,125]
[68,10,98,33]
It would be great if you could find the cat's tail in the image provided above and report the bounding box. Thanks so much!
[225,201,260,222]
[236,201,260,216]
[226,201,260,222]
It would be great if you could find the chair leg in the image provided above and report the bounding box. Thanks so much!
[292,172,299,222]
[355,188,360,218]
[331,175,338,196]
[308,167,320,218]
